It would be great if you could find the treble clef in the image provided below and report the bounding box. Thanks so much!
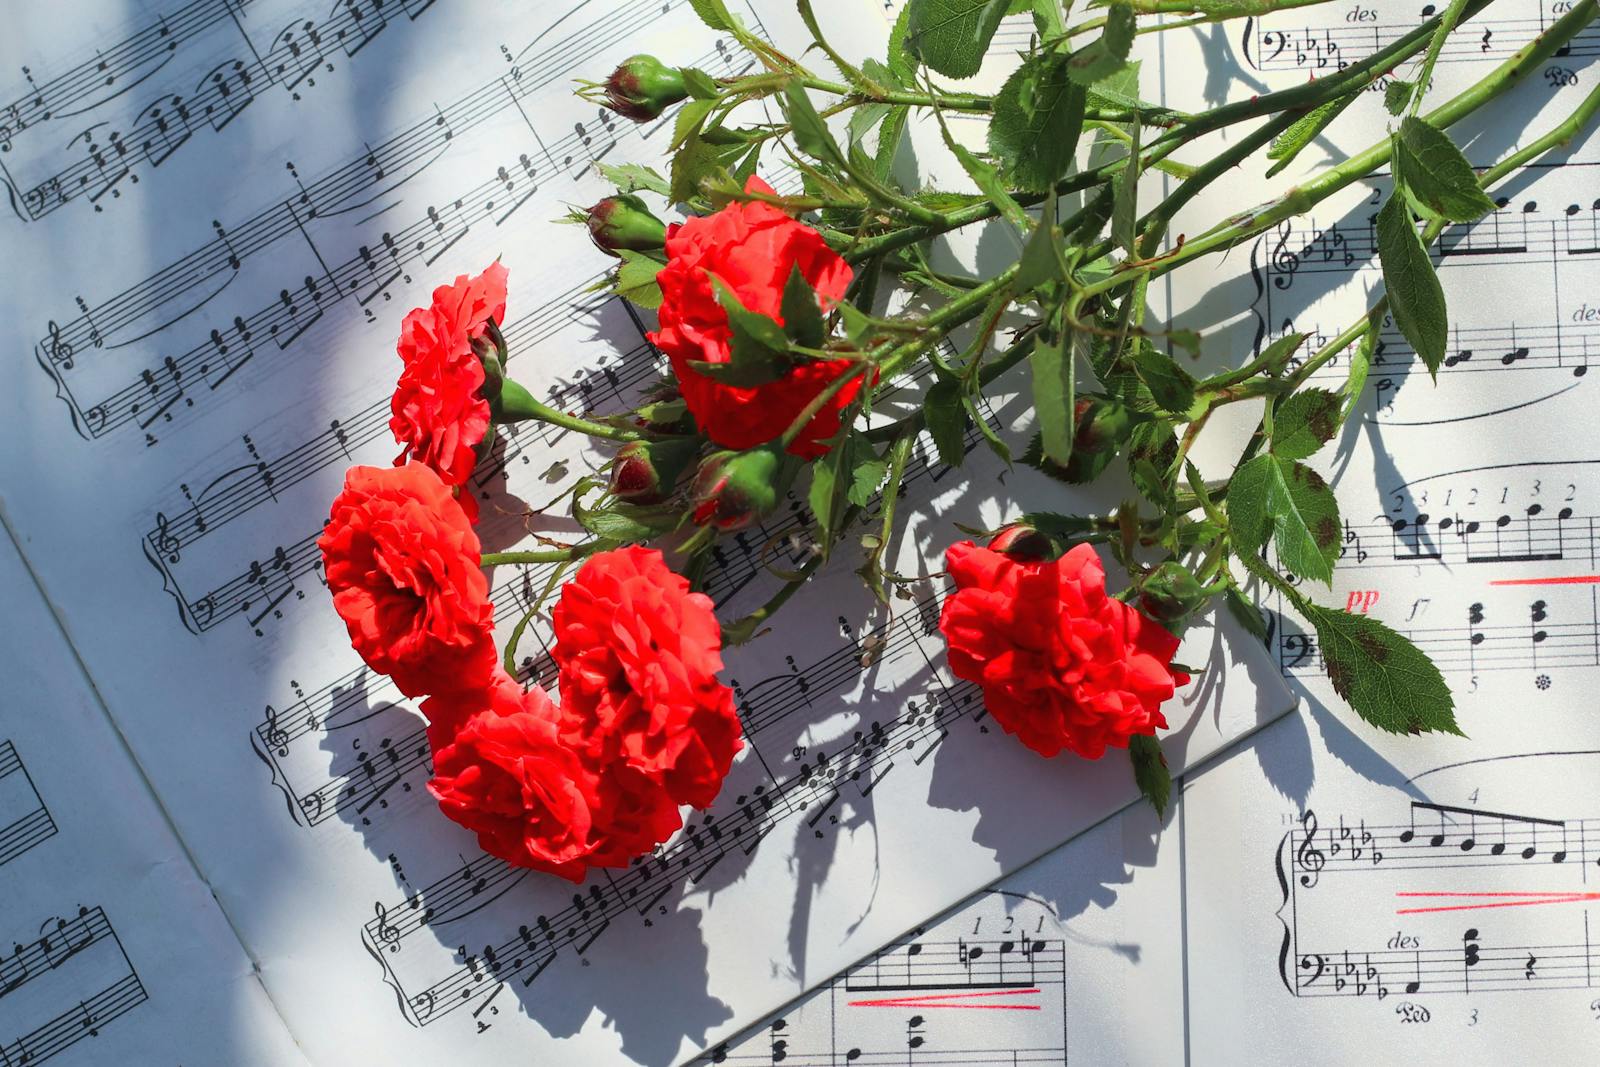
[45,319,74,369]
[264,704,289,755]
[1295,809,1327,888]
[153,511,181,563]
[374,901,401,952]
[1270,219,1301,290]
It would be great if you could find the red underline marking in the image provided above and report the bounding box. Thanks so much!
[1488,574,1600,586]
[1395,891,1600,915]
[847,988,1043,1011]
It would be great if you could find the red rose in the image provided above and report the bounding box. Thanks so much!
[939,541,1190,760]
[552,546,742,809]
[318,463,496,699]
[425,670,684,878]
[649,175,863,459]
[390,262,509,498]
[427,672,600,882]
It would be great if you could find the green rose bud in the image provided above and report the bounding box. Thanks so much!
[690,444,783,530]
[609,436,701,505]
[1138,561,1209,624]
[986,522,1058,561]
[586,193,667,256]
[470,317,508,402]
[603,55,689,122]
[1028,395,1138,484]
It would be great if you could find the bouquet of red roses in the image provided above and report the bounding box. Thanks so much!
[318,0,1599,879]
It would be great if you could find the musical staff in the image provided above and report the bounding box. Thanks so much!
[0,739,57,867]
[29,15,728,436]
[0,0,441,220]
[1246,11,1600,72]
[1279,789,1600,1003]
[0,906,147,1065]
[699,894,1067,1065]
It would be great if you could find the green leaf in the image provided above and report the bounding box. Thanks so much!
[988,53,1087,192]
[1224,586,1269,644]
[1271,388,1341,460]
[597,162,670,196]
[1228,454,1341,583]
[614,250,663,310]
[1016,197,1064,293]
[848,453,890,506]
[671,97,714,151]
[1065,1,1136,85]
[1128,734,1171,817]
[807,458,838,542]
[904,0,1010,79]
[1031,327,1076,466]
[963,393,1011,464]
[1384,79,1414,115]
[783,83,847,168]
[1301,603,1460,736]
[669,135,736,203]
[1128,345,1195,415]
[1111,122,1140,256]
[1376,195,1447,377]
[1342,317,1378,419]
[780,265,826,349]
[710,275,788,351]
[886,3,917,86]
[924,379,967,467]
[687,0,732,30]
[680,67,720,100]
[1265,94,1356,179]
[1392,117,1496,223]
[1226,453,1273,558]
[930,107,1028,230]
[1071,183,1116,245]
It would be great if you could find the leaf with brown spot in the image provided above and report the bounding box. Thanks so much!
[1231,455,1340,584]
[1272,388,1343,461]
[1302,604,1459,737]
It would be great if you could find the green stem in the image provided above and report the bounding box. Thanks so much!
[496,380,641,442]
[877,264,1022,381]
[1411,0,1473,115]
[1094,0,1597,293]
[796,74,993,112]
[481,547,584,566]
[864,332,1037,443]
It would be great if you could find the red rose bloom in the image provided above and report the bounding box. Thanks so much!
[552,546,742,809]
[426,670,685,879]
[390,262,509,496]
[318,463,496,699]
[427,672,600,882]
[939,541,1190,760]
[649,175,862,459]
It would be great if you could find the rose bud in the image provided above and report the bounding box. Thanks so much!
[1138,561,1209,625]
[602,55,689,122]
[690,444,783,530]
[609,436,701,505]
[469,316,509,400]
[587,193,667,256]
[987,522,1058,562]
[1036,395,1137,484]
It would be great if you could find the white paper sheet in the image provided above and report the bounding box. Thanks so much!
[0,1,1294,1064]
[0,526,308,1066]
[1153,0,1600,1060]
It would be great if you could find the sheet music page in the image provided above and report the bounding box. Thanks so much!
[693,797,1188,1066]
[0,1,1294,1064]
[1145,0,1600,1059]
[0,530,308,1065]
